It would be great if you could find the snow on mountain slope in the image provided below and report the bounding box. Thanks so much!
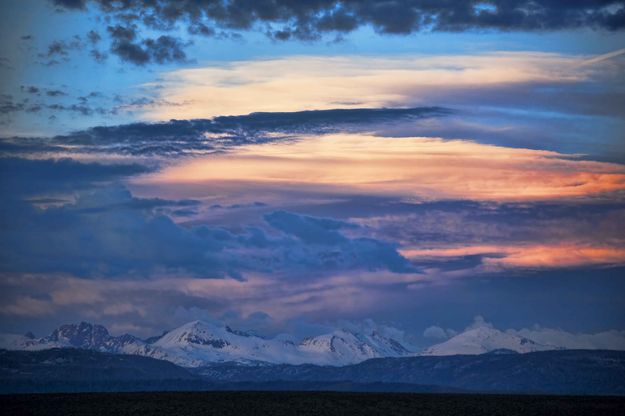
[150,320,415,366]
[5,318,622,365]
[299,328,412,365]
[0,322,146,353]
[2,320,416,367]
[148,320,303,366]
[420,325,557,356]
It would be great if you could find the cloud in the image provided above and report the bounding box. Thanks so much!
[352,199,625,248]
[38,36,82,66]
[0,296,55,317]
[466,315,494,330]
[50,2,625,55]
[146,52,623,120]
[20,86,40,95]
[508,326,625,350]
[0,90,187,126]
[263,211,413,274]
[86,30,101,44]
[0,156,412,278]
[107,24,188,65]
[0,268,425,338]
[46,89,66,97]
[0,157,151,197]
[0,185,230,278]
[578,47,625,67]
[0,107,445,157]
[141,132,625,201]
[85,29,107,62]
[442,316,625,351]
[401,244,625,270]
[265,210,356,245]
[423,325,457,340]
[44,1,625,64]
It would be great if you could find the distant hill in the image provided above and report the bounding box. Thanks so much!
[193,349,625,396]
[2,348,624,395]
[0,348,198,394]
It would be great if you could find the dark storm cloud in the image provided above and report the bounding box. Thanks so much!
[0,107,447,157]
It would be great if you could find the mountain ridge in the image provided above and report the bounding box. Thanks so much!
[1,320,417,367]
[3,319,623,368]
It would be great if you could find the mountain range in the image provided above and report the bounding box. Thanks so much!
[0,320,415,367]
[420,325,556,356]
[2,321,625,395]
[1,320,619,367]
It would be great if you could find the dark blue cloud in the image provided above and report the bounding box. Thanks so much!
[38,36,82,66]
[0,107,448,157]
[0,169,413,277]
[0,188,228,278]
[50,1,625,64]
[0,157,151,197]
[107,24,188,65]
[265,210,355,245]
[263,211,413,274]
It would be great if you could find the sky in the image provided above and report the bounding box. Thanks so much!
[0,0,624,347]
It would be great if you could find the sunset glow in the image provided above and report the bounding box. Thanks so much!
[138,134,625,201]
[1,0,624,382]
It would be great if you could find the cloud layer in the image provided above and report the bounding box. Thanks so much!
[148,52,603,119]
[140,132,625,201]
[0,107,446,157]
[50,1,625,64]
[0,157,412,278]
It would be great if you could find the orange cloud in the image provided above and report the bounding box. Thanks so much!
[135,133,625,201]
[141,52,596,120]
[401,244,625,269]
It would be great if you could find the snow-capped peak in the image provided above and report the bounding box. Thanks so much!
[1,320,416,367]
[0,321,145,353]
[154,320,238,349]
[421,325,556,356]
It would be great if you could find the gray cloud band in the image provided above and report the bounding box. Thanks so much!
[50,0,625,64]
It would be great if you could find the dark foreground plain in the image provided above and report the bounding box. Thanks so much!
[2,392,625,416]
